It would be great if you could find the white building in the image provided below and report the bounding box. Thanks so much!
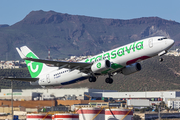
[0,88,115,101]
[91,91,180,100]
[90,91,180,106]
[168,100,180,109]
[0,60,21,69]
[1,87,180,105]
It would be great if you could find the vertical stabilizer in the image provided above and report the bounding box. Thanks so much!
[16,46,55,78]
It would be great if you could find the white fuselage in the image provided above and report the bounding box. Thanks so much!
[31,36,174,86]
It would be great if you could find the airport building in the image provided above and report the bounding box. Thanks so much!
[91,91,180,100]
[0,88,180,104]
[1,88,180,119]
[0,88,116,101]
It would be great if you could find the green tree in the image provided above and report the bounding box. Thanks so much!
[133,114,141,120]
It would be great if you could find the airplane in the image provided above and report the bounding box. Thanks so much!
[5,36,174,87]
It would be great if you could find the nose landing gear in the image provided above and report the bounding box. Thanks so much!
[158,50,167,62]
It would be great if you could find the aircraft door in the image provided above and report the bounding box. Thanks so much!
[46,74,50,83]
[149,39,153,48]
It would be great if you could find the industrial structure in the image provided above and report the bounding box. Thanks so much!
[1,88,180,105]
[0,88,180,119]
[1,88,180,111]
[0,88,116,101]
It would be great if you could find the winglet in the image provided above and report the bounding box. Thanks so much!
[16,47,26,59]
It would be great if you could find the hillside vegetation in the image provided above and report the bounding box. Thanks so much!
[62,56,180,91]
[0,56,180,91]
[0,68,34,89]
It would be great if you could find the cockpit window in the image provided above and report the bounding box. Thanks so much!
[158,37,167,41]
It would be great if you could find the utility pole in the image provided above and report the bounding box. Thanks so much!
[158,105,161,120]
[145,86,147,98]
[11,80,13,120]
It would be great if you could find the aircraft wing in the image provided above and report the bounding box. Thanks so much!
[3,77,39,82]
[24,57,92,70]
[17,47,92,72]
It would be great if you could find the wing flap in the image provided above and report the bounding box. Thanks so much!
[4,77,39,82]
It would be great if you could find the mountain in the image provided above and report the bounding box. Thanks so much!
[0,10,180,60]
[0,24,9,28]
[1,10,180,91]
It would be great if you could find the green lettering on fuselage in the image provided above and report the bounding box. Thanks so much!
[103,53,110,60]
[85,59,89,63]
[90,57,95,62]
[85,40,144,63]
[133,42,136,52]
[125,45,132,54]
[117,48,125,57]
[95,55,102,61]
[136,41,143,50]
[111,50,116,59]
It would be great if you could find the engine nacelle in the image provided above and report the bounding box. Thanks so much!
[91,60,111,73]
[122,63,141,75]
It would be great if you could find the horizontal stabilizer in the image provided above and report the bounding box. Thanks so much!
[3,77,39,82]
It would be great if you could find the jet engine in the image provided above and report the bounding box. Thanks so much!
[91,60,111,73]
[122,63,141,75]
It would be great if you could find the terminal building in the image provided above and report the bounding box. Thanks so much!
[91,91,180,101]
[0,88,116,101]
[1,88,180,108]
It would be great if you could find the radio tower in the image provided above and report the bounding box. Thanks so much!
[48,49,50,59]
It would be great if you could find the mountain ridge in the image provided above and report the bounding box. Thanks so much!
[0,10,180,91]
[0,10,180,60]
[16,10,179,25]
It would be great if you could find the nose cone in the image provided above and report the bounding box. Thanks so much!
[168,39,175,46]
[166,39,175,50]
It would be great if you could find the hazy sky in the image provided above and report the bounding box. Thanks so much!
[0,0,179,25]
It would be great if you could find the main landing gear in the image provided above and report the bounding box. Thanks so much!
[105,74,113,84]
[88,74,114,84]
[89,76,96,82]
[105,77,113,84]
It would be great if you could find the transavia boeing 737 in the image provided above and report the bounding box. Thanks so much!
[5,36,174,87]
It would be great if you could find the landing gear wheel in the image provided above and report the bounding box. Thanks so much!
[105,78,113,84]
[109,78,113,84]
[159,57,163,62]
[105,78,110,83]
[89,76,96,82]
[92,77,96,82]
